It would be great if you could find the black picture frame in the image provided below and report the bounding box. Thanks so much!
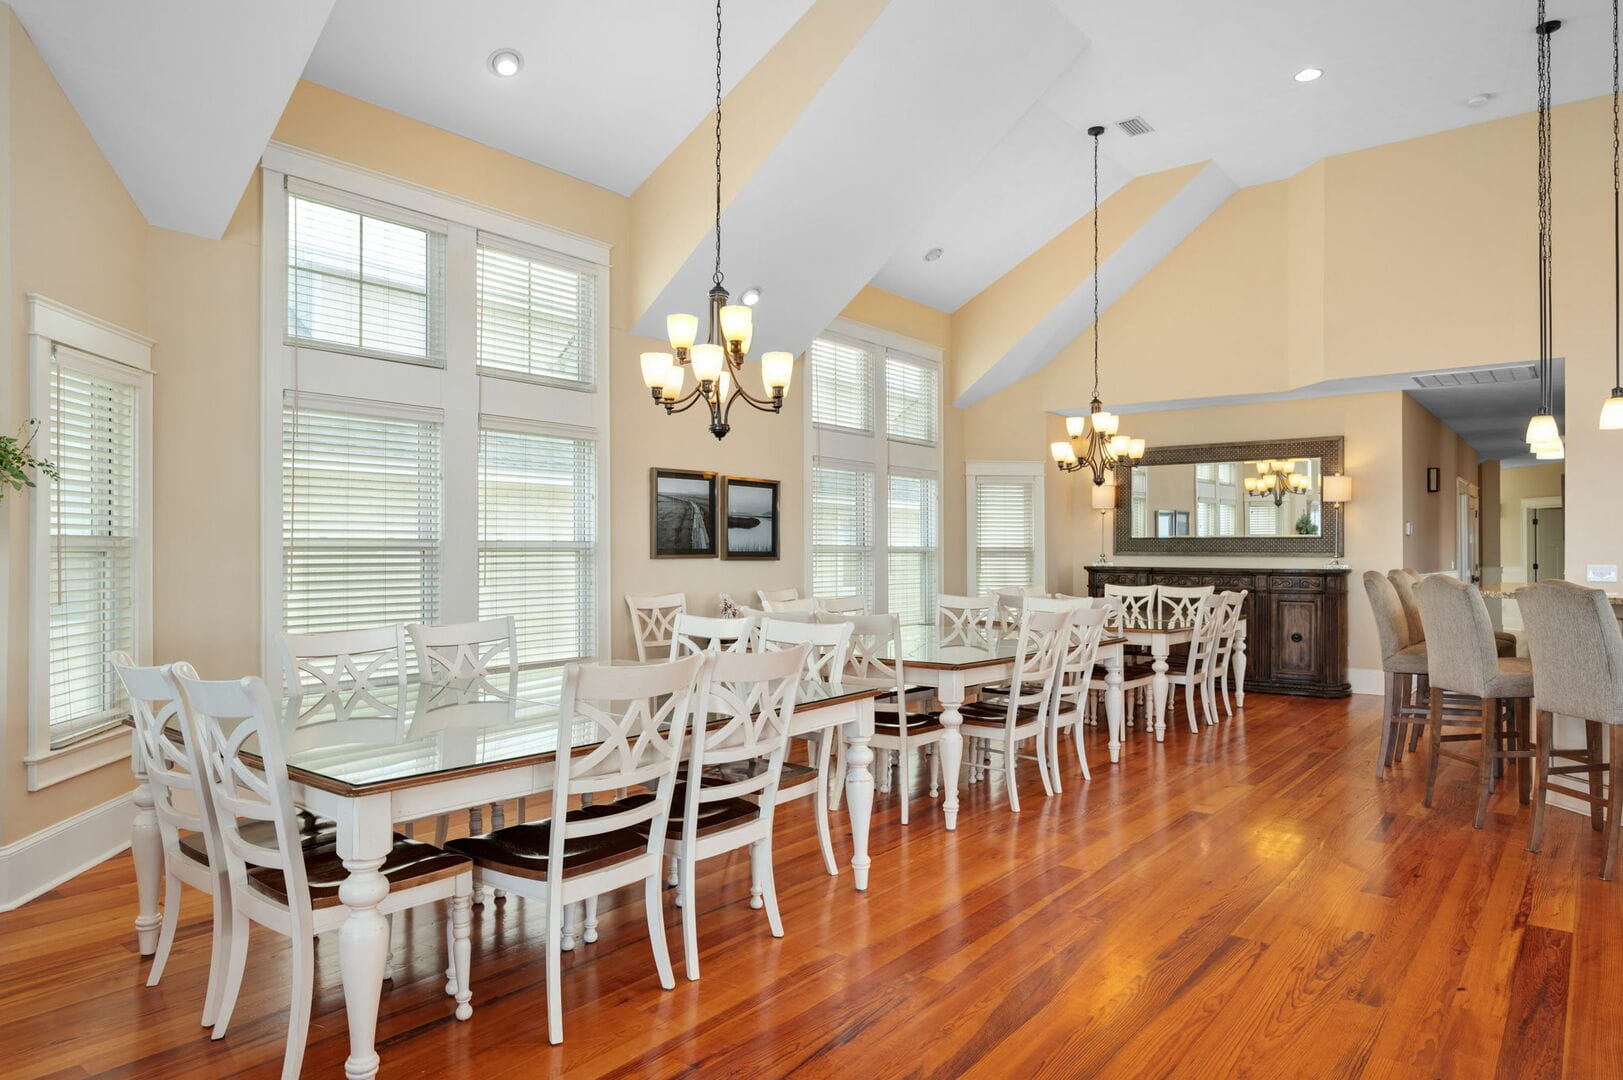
[650,468,718,558]
[721,476,781,560]
[1426,467,1441,493]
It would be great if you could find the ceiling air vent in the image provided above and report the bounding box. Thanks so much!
[1411,365,1539,389]
[1115,116,1155,137]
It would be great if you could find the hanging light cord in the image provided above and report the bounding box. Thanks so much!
[1091,127,1101,404]
[1613,0,1620,394]
[712,0,725,288]
[1537,3,1554,418]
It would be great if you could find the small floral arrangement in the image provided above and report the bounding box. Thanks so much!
[0,420,59,496]
[718,592,742,619]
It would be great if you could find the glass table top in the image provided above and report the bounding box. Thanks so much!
[248,664,872,796]
[885,625,1130,669]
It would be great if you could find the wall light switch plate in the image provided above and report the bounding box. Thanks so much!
[1588,564,1619,584]
[1404,522,1413,536]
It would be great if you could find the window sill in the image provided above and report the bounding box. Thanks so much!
[24,727,131,791]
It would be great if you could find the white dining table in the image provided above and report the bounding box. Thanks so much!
[1108,615,1248,741]
[126,663,878,1080]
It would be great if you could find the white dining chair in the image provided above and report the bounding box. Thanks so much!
[656,644,807,979]
[815,594,868,616]
[1038,605,1110,791]
[670,611,757,656]
[755,617,853,875]
[954,606,1071,812]
[1165,594,1225,731]
[626,593,687,661]
[1156,584,1214,624]
[994,585,1045,631]
[756,586,801,607]
[1104,583,1158,622]
[1211,590,1249,716]
[174,670,474,1079]
[443,654,703,1044]
[834,613,942,824]
[937,593,993,647]
[763,595,820,614]
[277,625,409,727]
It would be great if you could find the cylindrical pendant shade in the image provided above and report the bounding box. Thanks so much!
[1601,392,1623,430]
[1091,482,1117,510]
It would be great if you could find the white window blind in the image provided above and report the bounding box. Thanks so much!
[887,473,938,625]
[479,426,597,666]
[810,336,875,434]
[972,474,1037,594]
[884,354,938,444]
[1247,501,1280,537]
[282,399,442,636]
[286,183,446,364]
[475,235,597,387]
[47,352,139,746]
[811,463,875,602]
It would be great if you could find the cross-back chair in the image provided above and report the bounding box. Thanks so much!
[626,593,687,661]
[937,593,993,647]
[670,611,757,656]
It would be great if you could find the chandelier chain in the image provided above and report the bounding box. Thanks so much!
[1092,127,1101,403]
[1537,1,1553,416]
[1614,0,1620,390]
[713,0,725,287]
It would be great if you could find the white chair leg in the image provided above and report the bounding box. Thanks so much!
[401,821,414,839]
[583,895,599,943]
[211,906,250,1040]
[749,841,764,909]
[147,872,182,986]
[1203,676,1219,727]
[546,897,565,1045]
[814,776,839,876]
[1035,728,1054,798]
[898,748,912,825]
[434,814,450,846]
[516,797,528,821]
[1221,668,1234,716]
[560,903,579,951]
[673,853,685,908]
[757,839,784,938]
[382,913,394,982]
[1048,722,1064,795]
[666,858,680,889]
[679,848,700,981]
[280,933,315,1080]
[1185,683,1200,733]
[829,732,847,810]
[929,746,940,798]
[1005,735,1022,812]
[645,874,675,992]
[200,883,228,1027]
[451,886,473,1019]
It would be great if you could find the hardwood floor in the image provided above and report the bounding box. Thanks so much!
[5,692,1622,1078]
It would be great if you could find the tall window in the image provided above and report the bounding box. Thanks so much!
[264,152,609,684]
[807,326,941,620]
[810,463,875,601]
[479,426,597,664]
[282,401,442,636]
[968,463,1044,594]
[45,351,143,747]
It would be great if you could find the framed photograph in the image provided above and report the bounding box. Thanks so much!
[1426,467,1441,493]
[650,468,718,558]
[721,476,780,560]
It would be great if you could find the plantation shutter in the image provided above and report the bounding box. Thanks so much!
[810,336,875,434]
[47,350,139,746]
[884,354,938,444]
[1247,501,1280,536]
[478,425,597,666]
[887,473,939,625]
[285,179,446,364]
[810,463,874,602]
[475,234,598,386]
[282,398,443,636]
[972,474,1038,593]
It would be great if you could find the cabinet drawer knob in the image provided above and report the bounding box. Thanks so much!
[1290,632,1304,643]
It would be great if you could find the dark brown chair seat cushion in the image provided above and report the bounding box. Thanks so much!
[444,801,654,882]
[248,837,468,909]
[705,758,819,786]
[621,785,760,839]
[178,812,337,866]
[874,713,945,737]
[958,700,1046,727]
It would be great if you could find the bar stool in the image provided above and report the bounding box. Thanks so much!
[1362,572,1430,778]
[1517,580,1623,880]
[1415,575,1535,829]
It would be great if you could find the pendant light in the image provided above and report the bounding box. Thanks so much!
[638,0,793,439]
[1526,6,1564,458]
[1052,125,1146,483]
[1602,0,1623,429]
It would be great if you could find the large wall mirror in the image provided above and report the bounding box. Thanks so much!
[1112,436,1344,556]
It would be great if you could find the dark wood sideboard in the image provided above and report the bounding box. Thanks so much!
[1086,566,1351,698]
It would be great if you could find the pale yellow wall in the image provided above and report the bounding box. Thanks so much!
[1399,394,1479,574]
[1498,463,1565,580]
[3,10,154,841]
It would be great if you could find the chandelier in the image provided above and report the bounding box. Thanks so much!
[638,0,793,440]
[1244,459,1310,507]
[1526,6,1564,459]
[1052,125,1145,483]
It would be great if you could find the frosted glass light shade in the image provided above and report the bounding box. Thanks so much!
[1092,410,1119,437]
[1322,473,1353,503]
[762,351,794,391]
[1108,434,1131,458]
[1091,482,1118,510]
[1534,437,1565,460]
[640,351,672,389]
[1244,477,1259,493]
[719,305,753,345]
[691,343,725,381]
[666,313,699,351]
[1127,438,1146,460]
[1601,392,1623,430]
[1066,415,1086,438]
[1526,412,1560,446]
[1051,441,1079,465]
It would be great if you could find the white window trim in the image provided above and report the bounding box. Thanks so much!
[25,295,154,790]
[259,149,611,688]
[802,318,944,617]
[965,460,1046,595]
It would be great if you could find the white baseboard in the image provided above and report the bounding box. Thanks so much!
[1348,667,1383,696]
[0,791,133,911]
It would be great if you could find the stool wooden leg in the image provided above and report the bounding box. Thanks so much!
[1473,697,1497,830]
[1529,708,1553,852]
[1603,728,1623,882]
[1377,673,1398,780]
[1586,720,1607,832]
[1424,687,1445,809]
[1409,677,1429,752]
[1515,699,1532,807]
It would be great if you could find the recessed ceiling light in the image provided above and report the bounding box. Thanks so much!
[488,49,523,78]
[924,247,944,262]
[1294,67,1323,83]
[741,286,762,306]
[1466,92,1494,108]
